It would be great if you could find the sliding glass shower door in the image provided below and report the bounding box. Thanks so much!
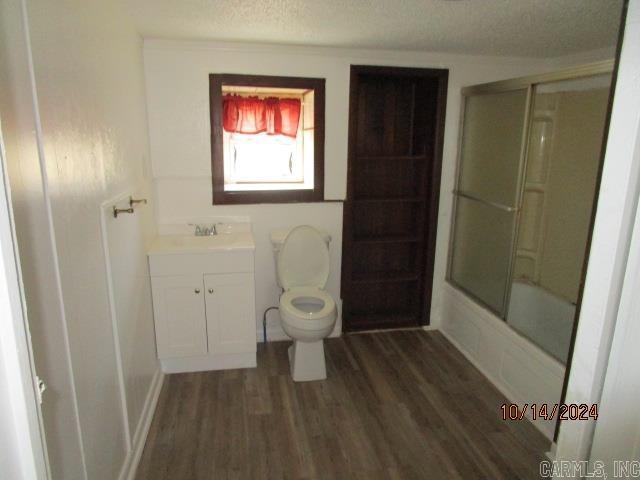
[507,73,612,362]
[448,66,613,363]
[449,88,530,315]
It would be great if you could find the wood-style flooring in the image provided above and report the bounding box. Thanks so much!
[136,330,550,479]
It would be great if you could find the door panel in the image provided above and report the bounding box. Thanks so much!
[342,66,448,331]
[204,273,255,354]
[151,275,207,358]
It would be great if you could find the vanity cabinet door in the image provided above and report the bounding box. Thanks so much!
[151,275,208,358]
[204,273,256,355]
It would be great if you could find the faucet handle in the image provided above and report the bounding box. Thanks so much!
[187,223,218,236]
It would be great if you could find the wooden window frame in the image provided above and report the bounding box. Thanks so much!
[209,74,325,204]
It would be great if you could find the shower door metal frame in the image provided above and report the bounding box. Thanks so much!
[447,60,615,320]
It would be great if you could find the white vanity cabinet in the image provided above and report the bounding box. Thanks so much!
[148,233,257,373]
[203,273,256,355]
[151,274,208,358]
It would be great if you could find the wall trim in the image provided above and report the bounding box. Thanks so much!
[160,353,256,374]
[143,38,561,69]
[118,369,164,480]
[99,191,134,450]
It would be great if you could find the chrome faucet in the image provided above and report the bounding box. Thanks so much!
[192,224,217,236]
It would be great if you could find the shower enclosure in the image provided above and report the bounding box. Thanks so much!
[448,63,613,364]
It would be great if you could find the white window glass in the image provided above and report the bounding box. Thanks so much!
[221,90,316,192]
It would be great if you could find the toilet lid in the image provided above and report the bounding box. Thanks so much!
[277,225,329,290]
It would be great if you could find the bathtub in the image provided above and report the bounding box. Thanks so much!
[507,281,576,363]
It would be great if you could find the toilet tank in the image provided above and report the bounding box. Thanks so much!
[270,228,331,253]
[270,227,332,287]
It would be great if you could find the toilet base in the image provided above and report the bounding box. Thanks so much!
[288,340,327,382]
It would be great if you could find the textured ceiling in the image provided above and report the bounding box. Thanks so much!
[128,0,622,58]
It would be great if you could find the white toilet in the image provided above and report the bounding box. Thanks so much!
[271,225,337,382]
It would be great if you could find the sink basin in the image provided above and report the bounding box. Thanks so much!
[148,232,255,255]
[170,235,235,248]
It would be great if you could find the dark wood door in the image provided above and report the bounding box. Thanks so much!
[342,66,448,331]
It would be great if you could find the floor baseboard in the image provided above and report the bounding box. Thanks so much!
[345,326,427,335]
[118,368,164,480]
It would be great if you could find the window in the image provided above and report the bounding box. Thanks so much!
[209,74,325,204]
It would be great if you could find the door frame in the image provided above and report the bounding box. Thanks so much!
[0,119,50,478]
[341,65,449,330]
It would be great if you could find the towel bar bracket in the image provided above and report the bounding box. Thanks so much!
[113,206,134,218]
[129,197,148,207]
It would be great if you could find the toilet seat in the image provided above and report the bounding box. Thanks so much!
[280,287,336,330]
[277,225,329,290]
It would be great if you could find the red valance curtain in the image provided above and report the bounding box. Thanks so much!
[222,95,301,138]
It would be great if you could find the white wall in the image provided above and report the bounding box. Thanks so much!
[1,0,161,478]
[0,347,25,479]
[144,39,555,338]
[0,211,39,479]
[556,1,640,464]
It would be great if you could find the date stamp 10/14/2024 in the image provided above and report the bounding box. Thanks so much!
[500,403,599,422]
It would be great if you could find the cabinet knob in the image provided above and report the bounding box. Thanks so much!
[194,288,200,294]
[208,288,214,294]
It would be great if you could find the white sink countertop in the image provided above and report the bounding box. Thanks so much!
[148,232,255,255]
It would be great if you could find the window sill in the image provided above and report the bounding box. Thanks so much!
[212,189,324,205]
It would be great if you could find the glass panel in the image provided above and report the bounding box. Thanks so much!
[450,197,516,314]
[458,89,528,207]
[508,73,612,363]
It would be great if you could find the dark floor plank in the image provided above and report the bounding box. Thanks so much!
[136,330,549,480]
